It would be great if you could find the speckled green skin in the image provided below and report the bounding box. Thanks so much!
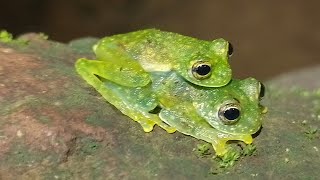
[152,73,263,155]
[92,29,232,87]
[75,54,263,155]
[75,30,262,155]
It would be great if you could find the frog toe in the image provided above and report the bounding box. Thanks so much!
[241,134,253,144]
[161,126,177,133]
[212,140,228,156]
[139,121,156,133]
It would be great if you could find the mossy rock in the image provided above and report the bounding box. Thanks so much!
[0,33,319,179]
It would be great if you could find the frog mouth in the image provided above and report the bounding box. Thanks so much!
[216,130,254,145]
[216,123,263,146]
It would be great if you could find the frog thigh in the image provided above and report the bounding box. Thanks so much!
[75,58,154,130]
[75,58,150,87]
[75,61,176,134]
[159,109,252,156]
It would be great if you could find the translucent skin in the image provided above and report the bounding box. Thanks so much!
[154,73,263,155]
[92,29,232,88]
[75,29,262,156]
[75,51,264,155]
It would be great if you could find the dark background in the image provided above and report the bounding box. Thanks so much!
[1,0,319,81]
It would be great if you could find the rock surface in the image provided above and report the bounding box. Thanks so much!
[0,34,319,179]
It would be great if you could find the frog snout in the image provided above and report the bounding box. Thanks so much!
[259,82,265,99]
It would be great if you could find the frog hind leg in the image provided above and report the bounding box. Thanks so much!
[159,109,252,156]
[75,59,175,133]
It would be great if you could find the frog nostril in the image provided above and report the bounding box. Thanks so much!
[259,82,265,99]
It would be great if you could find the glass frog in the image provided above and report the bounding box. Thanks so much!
[76,51,265,155]
[86,29,233,88]
[154,73,265,155]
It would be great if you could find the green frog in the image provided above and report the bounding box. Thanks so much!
[83,29,233,88]
[75,29,265,155]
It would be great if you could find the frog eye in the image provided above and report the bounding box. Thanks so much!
[259,82,265,99]
[191,61,212,80]
[228,42,233,57]
[218,103,241,124]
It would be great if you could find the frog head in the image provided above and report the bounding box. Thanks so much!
[193,78,265,135]
[175,38,233,87]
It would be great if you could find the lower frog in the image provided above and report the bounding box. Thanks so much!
[75,61,266,156]
[154,73,265,155]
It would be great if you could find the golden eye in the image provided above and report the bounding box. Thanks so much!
[218,102,241,125]
[191,61,212,79]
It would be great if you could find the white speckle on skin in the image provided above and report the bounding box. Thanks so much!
[285,148,290,152]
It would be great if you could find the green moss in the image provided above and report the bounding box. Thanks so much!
[0,30,28,45]
[215,148,241,168]
[242,144,257,156]
[209,143,257,174]
[304,126,318,139]
[0,30,13,43]
[194,143,212,157]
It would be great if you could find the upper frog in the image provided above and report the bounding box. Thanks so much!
[93,29,233,87]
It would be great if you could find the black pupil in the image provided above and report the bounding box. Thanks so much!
[196,64,211,76]
[228,42,233,56]
[224,108,240,121]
